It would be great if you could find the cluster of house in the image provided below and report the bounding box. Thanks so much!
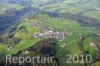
[29,22,41,28]
[32,30,65,41]
[29,22,65,41]
[29,22,52,30]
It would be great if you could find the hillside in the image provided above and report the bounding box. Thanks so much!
[0,0,100,66]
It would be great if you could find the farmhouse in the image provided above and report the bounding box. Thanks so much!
[6,46,13,51]
[96,34,100,37]
[90,42,98,51]
[61,43,67,48]
[95,7,100,13]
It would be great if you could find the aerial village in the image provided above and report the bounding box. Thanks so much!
[29,22,65,41]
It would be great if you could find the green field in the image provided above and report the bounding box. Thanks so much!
[0,3,23,14]
[0,0,100,66]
